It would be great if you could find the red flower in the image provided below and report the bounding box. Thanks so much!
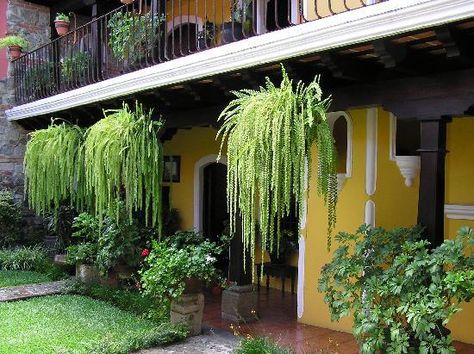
[141,248,150,257]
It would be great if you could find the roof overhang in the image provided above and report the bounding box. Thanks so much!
[6,0,474,122]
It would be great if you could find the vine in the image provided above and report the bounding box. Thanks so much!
[217,68,337,277]
[24,121,85,215]
[83,103,164,232]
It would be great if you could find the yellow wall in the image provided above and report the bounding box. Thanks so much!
[162,126,222,230]
[444,117,474,343]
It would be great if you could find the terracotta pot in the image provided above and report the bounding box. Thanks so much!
[55,20,70,36]
[211,285,223,296]
[183,277,203,294]
[8,46,21,60]
[120,0,134,4]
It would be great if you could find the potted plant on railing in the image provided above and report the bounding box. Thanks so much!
[54,13,71,36]
[0,35,28,60]
[319,224,474,354]
[140,232,222,336]
[221,0,253,44]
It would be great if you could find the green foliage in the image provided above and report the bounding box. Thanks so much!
[61,52,91,83]
[63,280,170,323]
[0,270,51,288]
[24,121,85,216]
[83,103,164,231]
[217,68,337,277]
[236,337,294,354]
[0,35,28,49]
[108,11,164,62]
[140,237,221,300]
[0,295,187,353]
[55,12,70,22]
[318,225,474,354]
[23,61,56,100]
[0,246,65,280]
[0,190,22,247]
[66,242,98,265]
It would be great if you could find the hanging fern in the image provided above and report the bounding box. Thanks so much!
[217,68,337,277]
[24,121,85,215]
[83,103,164,232]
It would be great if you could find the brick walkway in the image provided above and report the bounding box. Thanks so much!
[0,280,67,302]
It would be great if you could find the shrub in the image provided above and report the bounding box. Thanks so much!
[0,190,22,247]
[236,337,294,354]
[318,225,474,354]
[0,246,66,280]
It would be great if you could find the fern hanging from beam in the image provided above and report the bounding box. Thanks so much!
[24,121,85,215]
[83,103,164,232]
[217,68,337,278]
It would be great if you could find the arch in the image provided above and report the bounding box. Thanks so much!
[166,16,204,34]
[327,111,353,178]
[193,154,227,231]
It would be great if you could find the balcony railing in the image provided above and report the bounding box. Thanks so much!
[12,0,380,105]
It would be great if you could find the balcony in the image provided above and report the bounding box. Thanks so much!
[11,0,380,105]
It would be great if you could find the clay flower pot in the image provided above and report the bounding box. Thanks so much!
[55,20,70,36]
[120,0,134,4]
[183,277,203,294]
[8,45,22,60]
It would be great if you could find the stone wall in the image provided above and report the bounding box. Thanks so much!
[0,0,50,196]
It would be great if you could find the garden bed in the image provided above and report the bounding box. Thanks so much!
[0,270,51,288]
[0,295,186,354]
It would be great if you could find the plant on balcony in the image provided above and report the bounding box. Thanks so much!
[222,0,253,43]
[83,103,164,231]
[23,61,56,100]
[217,68,337,277]
[24,121,85,216]
[61,52,91,84]
[318,224,474,354]
[54,13,71,36]
[197,21,216,50]
[0,35,28,60]
[108,11,164,63]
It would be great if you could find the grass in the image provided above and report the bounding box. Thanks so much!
[0,270,51,288]
[0,295,187,354]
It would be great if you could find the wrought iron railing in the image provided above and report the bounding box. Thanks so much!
[12,0,380,105]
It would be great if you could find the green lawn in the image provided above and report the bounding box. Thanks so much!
[0,270,51,288]
[0,295,185,354]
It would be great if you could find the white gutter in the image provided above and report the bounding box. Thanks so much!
[6,0,474,121]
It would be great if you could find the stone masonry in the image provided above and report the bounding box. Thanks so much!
[0,0,50,197]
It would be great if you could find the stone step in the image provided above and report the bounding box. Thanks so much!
[0,280,67,302]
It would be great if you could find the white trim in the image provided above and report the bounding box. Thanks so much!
[389,113,397,161]
[193,154,227,232]
[7,0,474,121]
[364,200,376,226]
[167,16,203,33]
[297,234,305,319]
[299,158,309,230]
[395,156,420,187]
[444,204,474,220]
[365,108,378,196]
[328,111,353,179]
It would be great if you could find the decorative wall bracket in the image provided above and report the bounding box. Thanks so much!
[395,156,420,187]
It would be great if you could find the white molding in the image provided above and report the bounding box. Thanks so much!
[7,0,474,121]
[364,200,376,227]
[299,158,309,230]
[444,204,474,220]
[297,234,305,319]
[328,111,353,179]
[365,108,378,196]
[193,154,227,232]
[389,113,397,161]
[395,156,420,187]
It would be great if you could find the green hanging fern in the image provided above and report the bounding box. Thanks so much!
[217,68,337,277]
[24,121,85,215]
[83,103,164,232]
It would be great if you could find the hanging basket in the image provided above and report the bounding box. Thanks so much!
[55,20,70,36]
[8,45,22,60]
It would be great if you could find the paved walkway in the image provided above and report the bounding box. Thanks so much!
[137,328,239,354]
[0,280,67,302]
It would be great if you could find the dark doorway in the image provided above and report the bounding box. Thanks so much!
[266,0,291,32]
[167,23,198,58]
[202,163,228,273]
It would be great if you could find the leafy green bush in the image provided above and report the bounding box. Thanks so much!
[0,35,28,49]
[0,190,22,247]
[140,238,222,300]
[0,246,65,280]
[61,52,91,83]
[55,12,70,22]
[318,225,474,354]
[236,337,294,354]
[63,280,170,323]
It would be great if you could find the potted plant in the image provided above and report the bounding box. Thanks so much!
[61,52,91,85]
[0,35,28,60]
[221,0,253,44]
[318,224,474,354]
[54,13,71,36]
[197,21,216,50]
